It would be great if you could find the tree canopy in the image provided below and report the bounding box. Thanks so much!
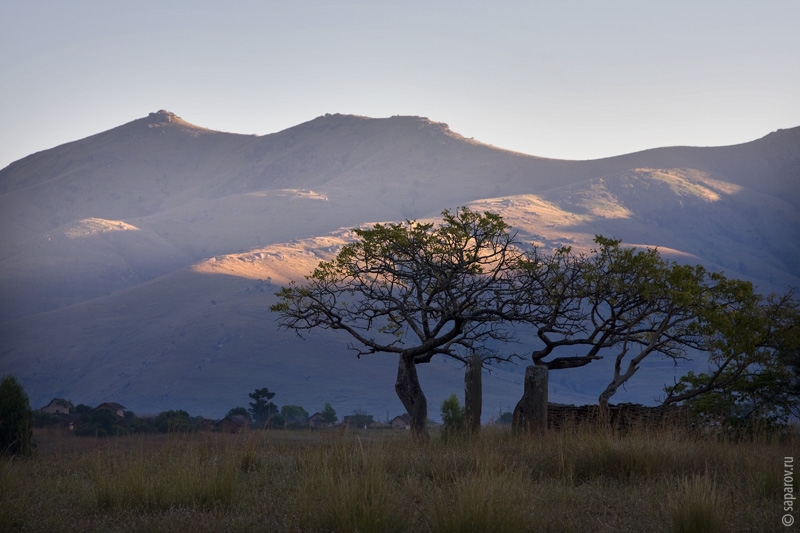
[248,387,280,427]
[271,208,798,438]
[321,402,338,425]
[272,207,522,440]
[664,287,800,428]
[507,237,753,429]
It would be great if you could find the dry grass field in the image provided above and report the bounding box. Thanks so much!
[1,424,796,532]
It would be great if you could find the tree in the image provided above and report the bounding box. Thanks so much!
[347,409,374,429]
[321,402,338,425]
[440,394,466,440]
[0,375,35,455]
[153,409,193,433]
[281,405,310,427]
[248,387,280,427]
[226,406,251,420]
[497,411,513,425]
[75,407,124,437]
[510,238,710,430]
[589,243,710,410]
[664,287,800,428]
[271,208,521,441]
[509,236,799,432]
[74,404,93,414]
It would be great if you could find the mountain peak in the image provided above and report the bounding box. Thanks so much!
[146,109,179,124]
[139,109,202,131]
[116,110,210,135]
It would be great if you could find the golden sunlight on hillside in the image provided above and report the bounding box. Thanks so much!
[471,195,591,227]
[191,233,351,285]
[245,189,328,201]
[639,169,743,202]
[59,218,140,239]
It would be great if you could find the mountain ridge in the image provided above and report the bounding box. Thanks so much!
[1,111,798,418]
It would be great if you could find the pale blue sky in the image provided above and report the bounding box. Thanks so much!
[1,1,798,170]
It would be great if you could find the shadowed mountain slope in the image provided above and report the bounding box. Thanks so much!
[1,111,798,416]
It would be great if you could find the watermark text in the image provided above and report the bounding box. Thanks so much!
[785,456,795,527]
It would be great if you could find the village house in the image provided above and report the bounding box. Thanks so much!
[94,402,126,418]
[390,414,411,430]
[40,398,74,415]
[307,412,325,428]
[217,414,252,433]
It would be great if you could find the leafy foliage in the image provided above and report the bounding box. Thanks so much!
[75,407,126,437]
[0,375,35,455]
[74,403,93,414]
[497,411,513,425]
[226,407,251,420]
[248,387,280,427]
[440,394,466,440]
[272,207,523,440]
[153,410,193,433]
[281,405,310,427]
[271,206,798,437]
[33,411,62,428]
[665,288,800,429]
[321,402,338,425]
[510,237,712,410]
[347,410,374,429]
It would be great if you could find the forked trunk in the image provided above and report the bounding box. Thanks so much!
[598,382,619,416]
[395,355,429,442]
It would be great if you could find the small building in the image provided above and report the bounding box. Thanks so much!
[217,414,252,433]
[95,402,126,418]
[40,398,74,415]
[308,412,327,428]
[390,414,411,430]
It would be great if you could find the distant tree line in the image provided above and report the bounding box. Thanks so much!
[25,386,349,440]
[224,387,337,429]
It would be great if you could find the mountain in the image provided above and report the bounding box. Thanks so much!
[1,110,798,419]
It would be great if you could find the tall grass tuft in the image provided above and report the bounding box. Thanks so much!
[425,464,531,532]
[0,460,25,531]
[92,437,239,511]
[295,436,407,532]
[667,471,728,533]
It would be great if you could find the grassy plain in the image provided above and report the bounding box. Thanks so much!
[1,424,796,532]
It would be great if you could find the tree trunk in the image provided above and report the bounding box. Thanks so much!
[395,355,429,442]
[512,365,548,435]
[464,353,482,435]
[598,356,642,415]
[598,384,618,413]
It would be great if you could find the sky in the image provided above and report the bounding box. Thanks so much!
[1,1,798,170]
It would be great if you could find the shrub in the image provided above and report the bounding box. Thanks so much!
[153,410,193,433]
[226,407,250,420]
[33,411,62,428]
[347,410,374,429]
[440,394,466,441]
[75,407,127,437]
[667,472,728,532]
[0,376,35,455]
[281,405,309,428]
